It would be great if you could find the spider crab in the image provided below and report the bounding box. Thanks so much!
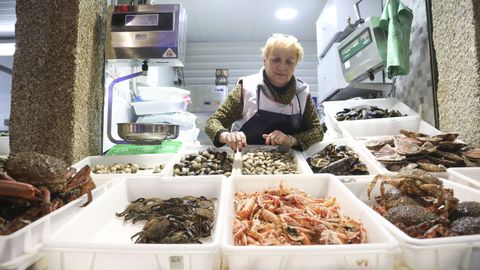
[368,169,458,216]
[367,170,459,238]
[0,151,95,234]
[384,205,453,238]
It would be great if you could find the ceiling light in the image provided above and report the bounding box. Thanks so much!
[275,8,297,20]
[0,43,15,56]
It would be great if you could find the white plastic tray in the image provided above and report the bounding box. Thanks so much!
[345,176,480,270]
[341,119,442,141]
[302,138,381,178]
[136,86,190,101]
[322,98,421,138]
[42,176,226,270]
[222,174,399,270]
[237,145,310,175]
[448,168,480,190]
[72,154,177,187]
[0,181,112,268]
[352,120,442,142]
[165,145,235,177]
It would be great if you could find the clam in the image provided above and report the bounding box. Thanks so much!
[173,148,232,176]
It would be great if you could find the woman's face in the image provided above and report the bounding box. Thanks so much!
[264,46,297,87]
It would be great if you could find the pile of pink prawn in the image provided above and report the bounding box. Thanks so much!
[233,182,367,246]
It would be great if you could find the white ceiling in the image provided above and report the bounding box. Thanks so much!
[155,0,327,42]
[0,1,327,41]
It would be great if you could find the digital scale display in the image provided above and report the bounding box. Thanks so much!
[111,12,174,32]
[125,14,159,27]
[339,29,372,63]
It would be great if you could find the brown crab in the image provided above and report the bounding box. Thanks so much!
[0,152,95,234]
[368,170,458,216]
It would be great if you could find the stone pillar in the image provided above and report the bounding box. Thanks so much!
[431,0,480,146]
[10,0,106,164]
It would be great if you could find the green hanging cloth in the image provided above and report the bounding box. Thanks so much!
[379,0,413,79]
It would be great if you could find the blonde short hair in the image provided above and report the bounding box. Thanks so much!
[261,34,304,64]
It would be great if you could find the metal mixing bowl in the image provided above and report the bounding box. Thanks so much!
[117,123,179,144]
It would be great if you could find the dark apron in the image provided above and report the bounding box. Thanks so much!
[239,88,303,145]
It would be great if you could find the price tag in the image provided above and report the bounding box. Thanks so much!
[170,256,184,270]
[344,60,351,69]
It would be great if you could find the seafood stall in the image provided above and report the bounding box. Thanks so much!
[2,1,480,270]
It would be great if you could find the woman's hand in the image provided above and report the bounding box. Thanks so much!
[219,131,247,151]
[262,130,296,147]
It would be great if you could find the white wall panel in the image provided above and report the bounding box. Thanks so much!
[184,41,318,95]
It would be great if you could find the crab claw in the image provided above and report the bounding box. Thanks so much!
[368,175,389,200]
[65,165,95,207]
[0,172,16,182]
[0,179,44,201]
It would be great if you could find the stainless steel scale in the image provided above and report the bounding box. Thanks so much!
[104,3,187,146]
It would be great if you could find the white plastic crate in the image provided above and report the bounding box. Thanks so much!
[345,176,480,270]
[222,174,399,270]
[349,119,442,139]
[322,98,421,138]
[236,145,311,175]
[0,252,44,270]
[340,118,442,140]
[0,182,112,269]
[302,138,382,178]
[42,176,226,270]
[136,86,190,101]
[132,97,189,115]
[448,168,480,190]
[72,153,177,187]
[165,145,235,176]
